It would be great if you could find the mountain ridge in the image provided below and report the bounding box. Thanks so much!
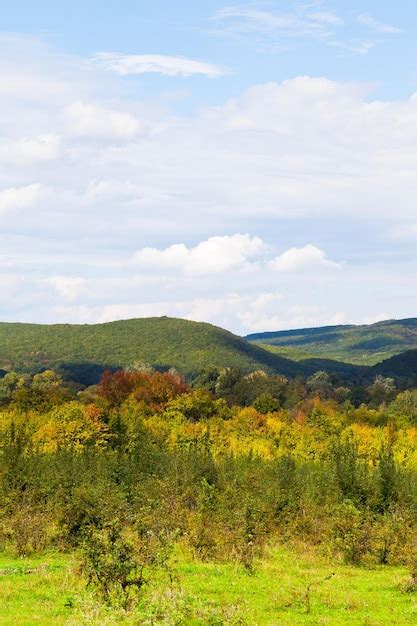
[0,316,310,384]
[0,315,416,386]
[245,317,417,365]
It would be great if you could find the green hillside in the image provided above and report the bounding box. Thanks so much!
[255,343,318,361]
[0,317,309,384]
[246,318,417,365]
[3,315,417,386]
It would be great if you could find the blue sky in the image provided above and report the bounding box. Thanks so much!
[1,1,417,332]
[3,1,415,101]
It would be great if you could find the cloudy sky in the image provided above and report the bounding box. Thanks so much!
[1,1,417,333]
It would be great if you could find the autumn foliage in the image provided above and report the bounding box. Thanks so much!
[0,365,417,598]
[97,369,189,409]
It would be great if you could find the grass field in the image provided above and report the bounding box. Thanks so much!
[1,545,416,625]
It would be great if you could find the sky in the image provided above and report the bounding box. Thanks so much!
[1,1,417,333]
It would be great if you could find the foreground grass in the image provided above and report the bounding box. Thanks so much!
[0,545,416,625]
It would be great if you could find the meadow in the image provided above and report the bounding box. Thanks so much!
[1,545,415,625]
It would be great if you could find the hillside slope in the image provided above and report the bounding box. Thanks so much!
[246,318,417,365]
[373,349,417,380]
[0,317,309,384]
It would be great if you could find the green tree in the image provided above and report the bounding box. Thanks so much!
[253,393,279,414]
[368,376,396,408]
[307,371,334,399]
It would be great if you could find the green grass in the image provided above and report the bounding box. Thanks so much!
[0,546,415,625]
[0,553,79,625]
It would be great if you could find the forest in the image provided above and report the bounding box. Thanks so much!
[1,361,417,624]
[247,317,417,366]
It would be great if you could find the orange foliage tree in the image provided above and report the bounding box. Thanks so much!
[98,369,189,409]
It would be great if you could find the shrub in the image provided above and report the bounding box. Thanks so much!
[80,516,175,609]
[332,501,374,565]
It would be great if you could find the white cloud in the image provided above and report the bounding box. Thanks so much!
[329,40,375,55]
[133,239,339,278]
[5,56,417,232]
[358,13,401,34]
[133,234,265,275]
[49,293,349,333]
[269,245,340,272]
[92,53,225,78]
[85,179,142,202]
[0,72,71,102]
[46,276,87,301]
[0,34,105,107]
[0,184,43,215]
[5,254,417,336]
[309,12,343,26]
[51,292,279,327]
[238,304,348,333]
[216,7,295,30]
[1,37,417,334]
[216,6,342,30]
[65,101,140,139]
[134,243,188,270]
[214,5,397,54]
[0,134,60,166]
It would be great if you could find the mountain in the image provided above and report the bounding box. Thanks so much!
[0,317,310,385]
[3,315,416,387]
[246,318,417,366]
[373,349,417,380]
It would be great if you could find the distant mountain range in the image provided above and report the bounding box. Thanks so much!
[0,316,416,385]
[245,318,417,365]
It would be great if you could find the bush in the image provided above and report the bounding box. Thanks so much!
[332,501,374,565]
[81,516,175,609]
[81,520,146,607]
[0,503,53,556]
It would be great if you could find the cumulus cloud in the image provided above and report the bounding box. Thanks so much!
[65,101,140,139]
[45,74,417,227]
[92,53,225,78]
[1,37,417,333]
[5,253,417,335]
[5,48,417,233]
[132,239,339,276]
[269,245,341,272]
[133,234,265,275]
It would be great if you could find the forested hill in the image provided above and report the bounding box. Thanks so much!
[246,318,417,365]
[373,349,417,379]
[0,317,309,384]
